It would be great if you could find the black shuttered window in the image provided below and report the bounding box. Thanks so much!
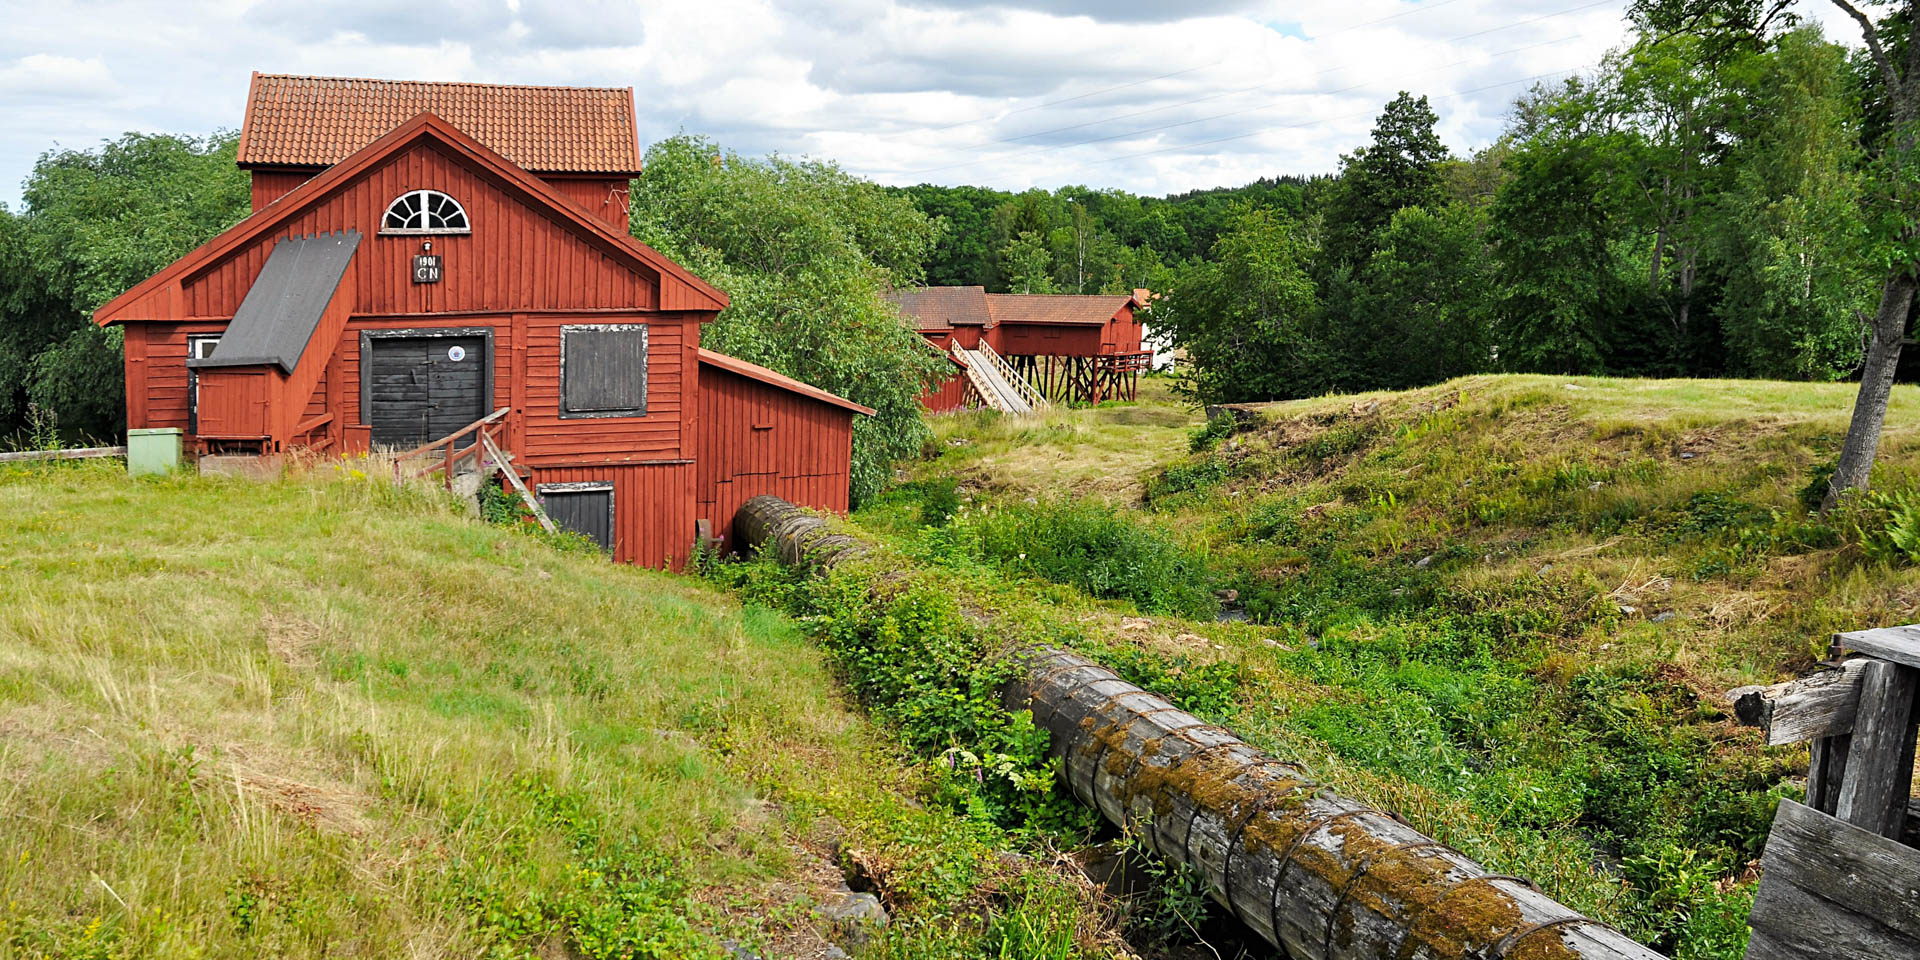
[560,324,647,418]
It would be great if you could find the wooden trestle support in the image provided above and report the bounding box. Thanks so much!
[1007,351,1151,405]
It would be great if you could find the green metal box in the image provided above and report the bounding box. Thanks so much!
[126,427,182,476]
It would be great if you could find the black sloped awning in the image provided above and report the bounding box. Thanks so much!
[187,230,360,374]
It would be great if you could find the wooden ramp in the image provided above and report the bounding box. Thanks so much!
[952,341,1047,414]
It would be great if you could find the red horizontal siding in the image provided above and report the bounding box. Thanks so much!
[991,322,1102,357]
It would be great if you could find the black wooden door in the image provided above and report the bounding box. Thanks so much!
[542,487,614,551]
[366,336,487,447]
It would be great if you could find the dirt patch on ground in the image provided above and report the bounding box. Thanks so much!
[213,741,378,836]
[262,612,325,667]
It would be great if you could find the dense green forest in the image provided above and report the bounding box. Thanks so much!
[0,6,1908,479]
[896,15,1900,407]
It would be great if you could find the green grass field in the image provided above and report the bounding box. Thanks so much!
[0,460,1115,959]
[850,372,1920,960]
[12,372,1916,960]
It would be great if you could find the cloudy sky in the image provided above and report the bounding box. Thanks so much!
[0,0,1862,209]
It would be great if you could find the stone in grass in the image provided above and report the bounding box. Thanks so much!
[817,891,889,945]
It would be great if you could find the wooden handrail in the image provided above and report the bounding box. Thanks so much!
[975,341,1050,411]
[292,412,334,438]
[394,407,510,460]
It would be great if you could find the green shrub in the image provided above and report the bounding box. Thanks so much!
[719,556,1096,836]
[1188,412,1236,452]
[1853,489,1920,565]
[970,499,1217,619]
[1145,454,1231,503]
[919,477,963,528]
[1798,459,1839,512]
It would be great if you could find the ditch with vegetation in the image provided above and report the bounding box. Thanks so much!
[724,373,1920,960]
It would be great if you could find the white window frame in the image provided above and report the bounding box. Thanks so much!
[381,190,471,235]
[187,334,221,434]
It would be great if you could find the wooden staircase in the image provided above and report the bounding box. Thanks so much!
[951,340,1048,414]
[394,407,556,533]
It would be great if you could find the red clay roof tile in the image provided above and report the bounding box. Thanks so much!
[883,285,991,329]
[985,293,1133,325]
[237,73,642,175]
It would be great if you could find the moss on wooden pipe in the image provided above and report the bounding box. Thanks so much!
[732,495,1659,960]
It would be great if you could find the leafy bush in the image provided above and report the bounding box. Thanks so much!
[1145,454,1231,503]
[714,556,1095,836]
[969,499,1217,619]
[629,136,949,507]
[918,477,963,528]
[1850,488,1920,565]
[1188,411,1236,452]
[1798,458,1839,512]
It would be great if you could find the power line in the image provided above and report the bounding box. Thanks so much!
[876,0,1575,144]
[894,31,1586,178]
[1086,65,1589,168]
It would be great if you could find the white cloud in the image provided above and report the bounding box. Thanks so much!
[0,54,118,101]
[0,0,1873,210]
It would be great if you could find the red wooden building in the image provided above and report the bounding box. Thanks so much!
[886,286,1150,410]
[96,74,872,569]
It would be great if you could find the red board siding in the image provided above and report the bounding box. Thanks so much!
[186,142,658,319]
[133,322,228,431]
[195,370,272,438]
[991,322,1102,357]
[531,461,695,570]
[1108,304,1144,353]
[544,177,631,230]
[920,372,970,413]
[696,364,857,551]
[250,170,313,212]
[518,315,688,463]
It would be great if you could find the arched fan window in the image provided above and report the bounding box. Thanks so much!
[382,190,470,233]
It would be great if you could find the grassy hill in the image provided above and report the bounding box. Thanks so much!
[0,461,1111,959]
[12,374,1915,960]
[852,373,1920,960]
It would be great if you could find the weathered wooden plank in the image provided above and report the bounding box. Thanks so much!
[1805,733,1852,815]
[0,446,127,463]
[1746,799,1920,960]
[1834,660,1919,839]
[1835,625,1920,670]
[1763,800,1920,939]
[1729,658,1870,745]
[1746,878,1912,960]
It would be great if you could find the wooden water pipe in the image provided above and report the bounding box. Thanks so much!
[733,495,1660,960]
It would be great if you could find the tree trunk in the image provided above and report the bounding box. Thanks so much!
[1823,272,1916,511]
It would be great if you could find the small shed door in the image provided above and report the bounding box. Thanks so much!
[366,335,488,448]
[539,484,615,551]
